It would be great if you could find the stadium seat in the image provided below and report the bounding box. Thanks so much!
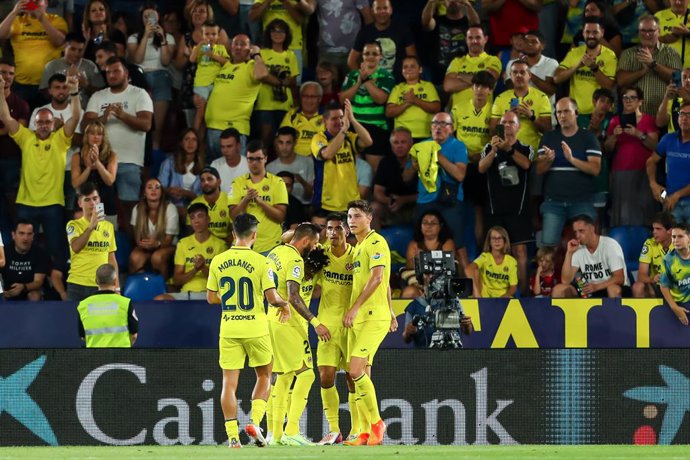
[380,224,414,271]
[607,226,650,273]
[115,231,132,273]
[123,273,167,301]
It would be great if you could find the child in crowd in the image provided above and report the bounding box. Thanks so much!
[466,226,518,298]
[531,247,557,297]
[190,20,228,132]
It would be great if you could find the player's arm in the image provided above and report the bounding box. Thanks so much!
[265,287,291,322]
[343,265,384,327]
[287,280,331,340]
[388,285,398,332]
[207,289,220,304]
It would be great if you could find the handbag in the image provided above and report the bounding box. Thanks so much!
[436,180,459,206]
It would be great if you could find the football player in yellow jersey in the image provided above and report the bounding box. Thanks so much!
[343,200,397,447]
[314,213,357,445]
[206,213,290,449]
[633,212,674,298]
[229,140,289,254]
[266,223,330,446]
[490,60,552,153]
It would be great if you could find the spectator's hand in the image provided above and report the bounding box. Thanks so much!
[622,125,640,138]
[88,208,99,230]
[664,191,681,211]
[541,146,555,163]
[31,0,47,19]
[53,115,64,131]
[0,74,5,90]
[249,45,261,56]
[315,323,331,341]
[193,254,205,271]
[672,24,690,37]
[461,315,473,334]
[389,195,403,212]
[650,181,665,203]
[561,141,573,162]
[666,83,679,99]
[154,25,165,39]
[12,0,29,14]
[581,282,596,296]
[66,75,79,95]
[402,89,417,105]
[612,125,623,136]
[566,238,579,254]
[580,53,596,69]
[514,101,533,119]
[144,24,157,37]
[489,135,501,151]
[167,186,184,199]
[244,188,259,202]
[343,306,359,327]
[138,237,157,250]
[637,47,654,66]
[5,283,24,297]
[359,63,373,82]
[344,98,355,123]
[653,273,661,284]
[672,305,689,325]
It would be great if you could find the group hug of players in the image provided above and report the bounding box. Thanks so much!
[206,200,398,448]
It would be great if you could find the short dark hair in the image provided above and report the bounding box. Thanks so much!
[233,213,259,238]
[592,88,614,102]
[78,182,99,198]
[105,56,128,69]
[187,202,209,217]
[362,41,382,54]
[472,70,496,89]
[246,139,265,155]
[326,212,348,228]
[621,86,644,100]
[292,222,321,242]
[202,20,219,29]
[276,170,295,181]
[220,127,241,143]
[48,73,67,86]
[65,32,86,44]
[94,41,118,56]
[13,220,34,232]
[524,29,544,42]
[672,222,690,234]
[109,29,127,47]
[347,200,373,216]
[583,17,603,28]
[323,101,343,119]
[275,126,298,140]
[0,57,16,68]
[572,214,595,226]
[651,212,675,230]
[96,263,117,286]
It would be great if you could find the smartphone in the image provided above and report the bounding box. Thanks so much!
[619,112,637,128]
[673,70,682,87]
[24,0,40,11]
[510,98,520,109]
[496,124,505,139]
[95,203,105,221]
[146,11,158,26]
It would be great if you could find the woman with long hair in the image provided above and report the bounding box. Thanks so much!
[466,226,518,298]
[127,1,176,152]
[129,178,179,279]
[158,128,204,219]
[71,121,118,224]
[82,0,112,60]
[400,210,456,298]
[255,18,298,149]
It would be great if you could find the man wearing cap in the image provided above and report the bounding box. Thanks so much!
[187,166,233,244]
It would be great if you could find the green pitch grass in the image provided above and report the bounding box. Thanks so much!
[0,445,689,460]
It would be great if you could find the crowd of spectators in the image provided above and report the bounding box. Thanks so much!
[1,0,690,307]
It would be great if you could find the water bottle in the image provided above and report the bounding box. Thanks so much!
[200,43,211,63]
[575,272,591,299]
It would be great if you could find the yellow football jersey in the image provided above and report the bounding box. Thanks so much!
[187,193,233,241]
[559,45,617,114]
[205,60,261,134]
[311,131,360,211]
[639,237,670,280]
[491,88,552,152]
[207,246,277,338]
[66,218,117,286]
[351,231,391,324]
[174,233,228,292]
[256,48,299,111]
[453,100,492,157]
[474,252,518,298]
[316,244,354,328]
[280,109,325,157]
[656,9,690,65]
[267,243,307,330]
[446,52,501,109]
[387,80,440,138]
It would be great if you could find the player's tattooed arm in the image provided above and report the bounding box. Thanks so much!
[288,280,331,340]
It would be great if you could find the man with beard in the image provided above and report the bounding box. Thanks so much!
[554,19,617,121]
[0,72,81,276]
[188,166,233,244]
[83,56,153,223]
[229,140,289,254]
[205,34,268,161]
[421,0,480,84]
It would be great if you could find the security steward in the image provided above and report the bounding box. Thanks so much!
[77,264,138,347]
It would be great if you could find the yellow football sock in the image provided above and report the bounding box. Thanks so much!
[284,369,315,436]
[224,419,239,442]
[355,395,369,433]
[272,372,293,439]
[250,398,267,427]
[354,373,380,425]
[347,391,360,435]
[321,385,341,433]
[265,384,273,432]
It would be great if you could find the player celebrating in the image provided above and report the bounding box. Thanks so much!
[660,222,690,326]
[315,213,358,445]
[267,223,330,446]
[206,213,290,448]
[344,200,398,446]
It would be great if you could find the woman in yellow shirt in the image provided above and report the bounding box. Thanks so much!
[466,226,518,298]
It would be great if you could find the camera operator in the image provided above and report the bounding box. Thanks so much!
[402,279,473,348]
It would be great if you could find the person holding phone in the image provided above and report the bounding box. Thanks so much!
[604,86,658,226]
[127,2,175,153]
[656,67,690,134]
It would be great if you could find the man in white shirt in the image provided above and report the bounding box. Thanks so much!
[553,214,630,298]
[209,128,249,194]
[83,56,153,218]
[266,126,314,205]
